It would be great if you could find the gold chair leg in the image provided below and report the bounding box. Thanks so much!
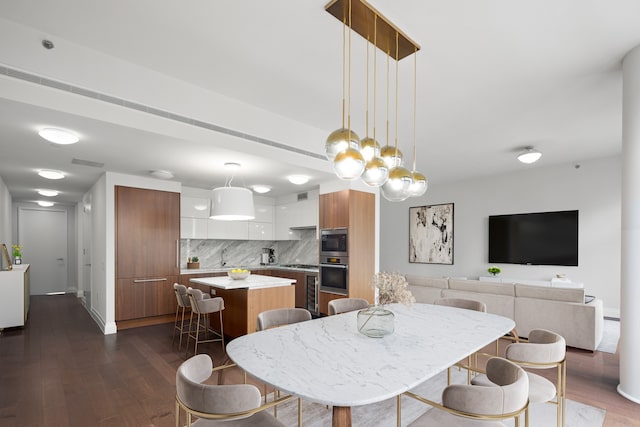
[298,397,302,427]
[396,395,401,427]
[175,400,180,427]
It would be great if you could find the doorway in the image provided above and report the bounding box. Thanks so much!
[18,207,68,295]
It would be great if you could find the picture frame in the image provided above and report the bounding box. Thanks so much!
[409,203,454,264]
[1,243,12,271]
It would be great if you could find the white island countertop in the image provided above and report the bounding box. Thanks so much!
[190,274,295,290]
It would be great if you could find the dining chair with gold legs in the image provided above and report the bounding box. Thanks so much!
[176,354,293,427]
[472,329,567,427]
[434,297,487,384]
[403,357,530,427]
[328,298,369,315]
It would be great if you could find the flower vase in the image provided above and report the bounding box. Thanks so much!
[357,306,394,338]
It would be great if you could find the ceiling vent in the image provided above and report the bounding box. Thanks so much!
[72,158,104,168]
[297,192,308,201]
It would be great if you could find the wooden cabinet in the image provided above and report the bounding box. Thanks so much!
[318,189,375,313]
[271,270,307,308]
[0,264,30,329]
[319,291,345,316]
[115,186,180,322]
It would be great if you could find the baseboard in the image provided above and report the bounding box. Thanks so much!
[89,307,117,335]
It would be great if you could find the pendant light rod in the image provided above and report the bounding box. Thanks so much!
[347,0,353,135]
[325,0,420,60]
[394,32,399,158]
[373,15,377,141]
[341,14,346,128]
[413,46,418,172]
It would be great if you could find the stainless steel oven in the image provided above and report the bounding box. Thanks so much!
[319,255,348,295]
[320,228,348,257]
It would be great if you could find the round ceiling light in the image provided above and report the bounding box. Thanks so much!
[38,128,79,145]
[37,200,55,207]
[149,170,174,179]
[210,187,255,220]
[38,189,59,197]
[517,147,542,164]
[252,185,272,194]
[288,175,310,185]
[38,169,65,180]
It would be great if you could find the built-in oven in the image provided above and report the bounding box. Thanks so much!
[319,255,348,295]
[320,228,348,257]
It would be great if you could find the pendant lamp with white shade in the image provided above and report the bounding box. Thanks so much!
[210,163,255,221]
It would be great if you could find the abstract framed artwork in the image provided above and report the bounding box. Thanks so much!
[409,203,454,264]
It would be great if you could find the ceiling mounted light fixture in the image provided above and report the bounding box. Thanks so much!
[38,169,65,180]
[37,201,55,207]
[288,175,310,185]
[150,170,174,179]
[38,127,79,145]
[210,162,255,221]
[325,0,425,198]
[517,147,542,164]
[38,189,59,197]
[407,47,428,198]
[251,185,272,194]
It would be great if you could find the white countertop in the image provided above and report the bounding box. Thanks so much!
[181,265,318,275]
[190,274,296,290]
[226,303,515,408]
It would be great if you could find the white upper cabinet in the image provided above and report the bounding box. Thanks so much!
[207,219,249,240]
[181,196,210,218]
[275,192,318,240]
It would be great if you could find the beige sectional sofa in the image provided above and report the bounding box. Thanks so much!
[405,275,604,351]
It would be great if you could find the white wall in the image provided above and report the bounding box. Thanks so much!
[380,156,621,317]
[0,175,11,247]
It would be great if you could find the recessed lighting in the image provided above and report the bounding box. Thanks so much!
[150,170,174,179]
[38,189,59,197]
[37,201,55,207]
[38,170,65,180]
[288,175,309,185]
[38,128,79,145]
[252,185,271,194]
[517,147,542,164]
[193,204,209,211]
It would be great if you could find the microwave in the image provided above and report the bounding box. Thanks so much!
[320,228,348,256]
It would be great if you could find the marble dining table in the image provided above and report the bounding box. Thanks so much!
[225,302,515,427]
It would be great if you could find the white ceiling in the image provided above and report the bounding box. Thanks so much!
[1,0,639,205]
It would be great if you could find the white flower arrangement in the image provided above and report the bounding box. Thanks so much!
[372,272,416,305]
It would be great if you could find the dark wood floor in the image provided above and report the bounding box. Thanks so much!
[0,295,638,426]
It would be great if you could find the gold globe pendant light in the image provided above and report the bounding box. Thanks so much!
[382,33,412,202]
[407,48,428,198]
[361,15,388,187]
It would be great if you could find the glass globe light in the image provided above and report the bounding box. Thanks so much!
[380,145,403,169]
[360,137,380,162]
[361,157,389,187]
[333,147,365,180]
[381,166,412,201]
[326,128,360,160]
[408,170,428,197]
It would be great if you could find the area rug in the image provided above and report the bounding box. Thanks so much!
[275,369,606,427]
[596,319,620,354]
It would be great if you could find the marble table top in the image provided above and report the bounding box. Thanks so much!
[190,274,295,290]
[226,303,515,407]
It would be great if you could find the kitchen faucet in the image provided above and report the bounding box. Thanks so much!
[221,248,228,267]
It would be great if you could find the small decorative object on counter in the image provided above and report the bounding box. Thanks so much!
[187,256,200,270]
[487,266,501,276]
[11,244,23,265]
[228,269,250,280]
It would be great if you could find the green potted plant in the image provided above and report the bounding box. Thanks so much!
[487,266,501,276]
[187,256,200,270]
[11,244,23,265]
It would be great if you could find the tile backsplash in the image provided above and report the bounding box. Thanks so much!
[181,229,318,268]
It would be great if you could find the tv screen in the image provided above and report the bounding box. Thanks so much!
[488,210,578,266]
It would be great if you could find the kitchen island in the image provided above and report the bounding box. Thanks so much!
[190,274,295,338]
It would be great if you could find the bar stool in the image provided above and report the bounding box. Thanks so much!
[172,283,191,350]
[186,287,225,357]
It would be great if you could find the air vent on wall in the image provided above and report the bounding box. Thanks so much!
[72,158,104,168]
[297,192,308,201]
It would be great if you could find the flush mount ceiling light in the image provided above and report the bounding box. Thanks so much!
[252,185,272,194]
[288,175,310,185]
[517,147,542,164]
[193,204,209,211]
[38,169,65,180]
[37,200,55,207]
[325,0,427,198]
[37,189,59,197]
[210,162,255,221]
[38,127,79,145]
[150,170,174,179]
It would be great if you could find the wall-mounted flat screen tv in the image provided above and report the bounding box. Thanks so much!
[488,210,578,266]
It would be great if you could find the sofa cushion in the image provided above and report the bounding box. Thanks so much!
[405,275,449,289]
[515,283,584,303]
[448,279,515,296]
[442,289,515,320]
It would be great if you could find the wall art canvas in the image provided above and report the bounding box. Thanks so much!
[409,203,454,264]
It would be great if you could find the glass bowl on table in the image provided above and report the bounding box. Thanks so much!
[228,269,251,280]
